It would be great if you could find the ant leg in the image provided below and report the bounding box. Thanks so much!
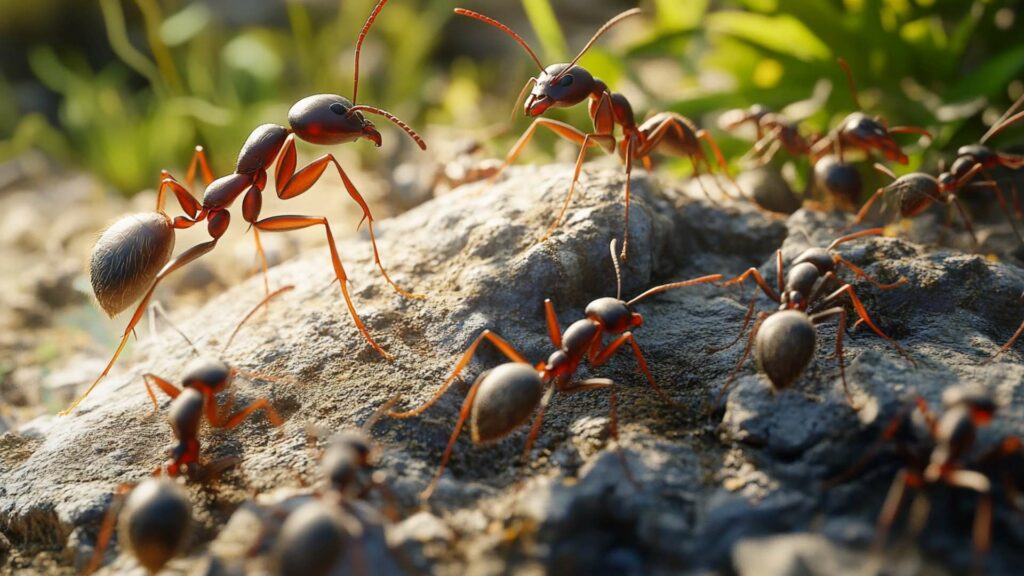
[942,470,993,572]
[252,215,390,360]
[707,295,758,354]
[544,299,562,348]
[618,134,636,259]
[697,128,746,201]
[833,255,908,289]
[721,250,783,303]
[156,173,203,218]
[687,153,720,204]
[591,332,676,406]
[141,374,182,413]
[61,237,220,415]
[540,132,614,243]
[949,195,980,246]
[841,187,886,233]
[388,330,528,418]
[822,397,925,487]
[498,118,612,180]
[82,483,135,576]
[209,396,284,429]
[809,307,858,408]
[988,318,1024,363]
[222,285,295,353]
[976,168,1024,244]
[873,469,910,555]
[251,227,270,296]
[274,137,423,299]
[184,145,215,189]
[707,311,770,414]
[520,386,556,465]
[419,373,487,500]
[819,280,915,366]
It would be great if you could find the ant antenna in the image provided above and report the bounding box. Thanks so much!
[454,8,545,72]
[362,393,402,432]
[151,301,200,356]
[981,92,1024,144]
[627,274,723,306]
[552,8,642,82]
[347,105,427,150]
[837,58,862,111]
[609,239,623,300]
[352,0,390,104]
[827,227,887,251]
[222,285,296,354]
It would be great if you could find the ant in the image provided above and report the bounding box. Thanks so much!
[144,286,294,480]
[456,7,740,260]
[709,228,913,408]
[842,162,1024,246]
[811,58,931,165]
[67,0,426,415]
[719,105,821,165]
[826,384,1020,574]
[84,478,193,575]
[950,93,1024,207]
[271,395,403,576]
[388,240,722,499]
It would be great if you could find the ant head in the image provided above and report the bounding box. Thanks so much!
[841,113,908,164]
[937,171,957,190]
[585,297,633,334]
[289,95,381,147]
[322,432,372,493]
[182,357,231,394]
[526,64,596,116]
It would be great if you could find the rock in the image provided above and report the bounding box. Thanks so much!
[3,164,1024,575]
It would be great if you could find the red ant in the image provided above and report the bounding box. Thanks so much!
[455,7,740,260]
[710,228,912,408]
[67,0,426,415]
[143,286,293,479]
[826,385,1021,574]
[843,162,1024,246]
[388,240,721,499]
[951,93,1024,191]
[719,105,821,165]
[811,59,931,165]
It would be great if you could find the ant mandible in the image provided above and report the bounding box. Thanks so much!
[68,0,425,415]
[811,58,932,165]
[455,7,740,260]
[710,228,913,409]
[388,240,721,499]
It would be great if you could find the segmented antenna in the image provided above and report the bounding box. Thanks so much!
[552,8,643,81]
[609,239,623,300]
[348,105,427,150]
[627,274,723,306]
[353,0,390,104]
[455,8,545,71]
[836,58,862,110]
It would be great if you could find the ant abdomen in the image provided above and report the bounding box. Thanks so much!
[470,364,544,443]
[119,479,192,574]
[90,212,175,317]
[755,310,816,391]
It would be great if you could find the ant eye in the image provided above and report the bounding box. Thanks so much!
[559,75,574,88]
[330,102,347,115]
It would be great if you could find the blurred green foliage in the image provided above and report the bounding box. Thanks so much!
[0,0,1022,194]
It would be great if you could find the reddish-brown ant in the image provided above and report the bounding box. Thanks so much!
[826,384,1020,573]
[811,59,931,165]
[388,240,721,498]
[710,228,913,408]
[719,105,821,165]
[951,93,1024,192]
[456,7,740,259]
[843,162,1024,246]
[67,0,426,415]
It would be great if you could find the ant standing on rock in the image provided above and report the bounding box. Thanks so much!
[456,7,741,259]
[709,228,913,409]
[388,240,722,499]
[68,0,427,415]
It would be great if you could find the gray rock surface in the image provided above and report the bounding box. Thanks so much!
[2,164,1024,575]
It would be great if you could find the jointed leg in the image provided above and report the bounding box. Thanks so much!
[520,386,556,465]
[834,255,907,289]
[544,299,562,348]
[210,395,284,429]
[810,307,858,408]
[988,318,1024,362]
[819,281,915,366]
[873,469,910,554]
[419,373,486,500]
[721,249,783,303]
[61,239,220,415]
[618,135,636,259]
[949,195,980,246]
[388,330,528,418]
[697,128,746,200]
[540,132,615,243]
[707,295,759,354]
[708,311,770,413]
[842,187,887,233]
[498,118,613,180]
[141,374,183,413]
[83,483,135,576]
[590,332,676,406]
[184,145,214,189]
[253,215,390,360]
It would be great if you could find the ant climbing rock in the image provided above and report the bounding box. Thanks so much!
[710,229,913,408]
[811,59,932,165]
[827,384,1020,573]
[68,0,426,415]
[388,240,721,499]
[84,478,193,575]
[456,7,741,259]
[842,162,1024,246]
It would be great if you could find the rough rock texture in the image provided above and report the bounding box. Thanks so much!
[2,164,1024,575]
